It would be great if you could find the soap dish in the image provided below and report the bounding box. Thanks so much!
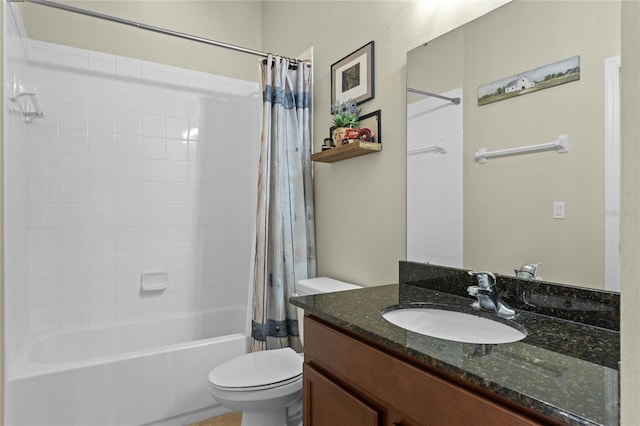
[140,272,168,291]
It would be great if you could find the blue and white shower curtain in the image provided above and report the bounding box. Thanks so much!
[250,55,316,352]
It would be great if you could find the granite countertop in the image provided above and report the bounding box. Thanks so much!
[291,282,619,426]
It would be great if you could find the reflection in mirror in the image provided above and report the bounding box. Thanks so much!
[406,1,621,291]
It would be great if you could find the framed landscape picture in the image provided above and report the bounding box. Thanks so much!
[477,56,580,106]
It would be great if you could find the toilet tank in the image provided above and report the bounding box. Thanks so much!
[295,277,361,296]
[294,277,361,345]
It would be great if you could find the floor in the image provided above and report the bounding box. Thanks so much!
[188,412,242,426]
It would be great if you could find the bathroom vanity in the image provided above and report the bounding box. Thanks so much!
[291,262,619,426]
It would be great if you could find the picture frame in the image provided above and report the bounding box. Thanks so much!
[477,55,580,106]
[331,41,375,107]
[329,109,382,145]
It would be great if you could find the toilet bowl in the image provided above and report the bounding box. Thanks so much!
[208,348,303,426]
[207,277,360,426]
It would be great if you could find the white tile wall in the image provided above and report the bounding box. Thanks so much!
[5,37,260,333]
[407,88,463,268]
[4,1,31,373]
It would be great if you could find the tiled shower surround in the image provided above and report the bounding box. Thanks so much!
[5,28,260,354]
[406,88,463,268]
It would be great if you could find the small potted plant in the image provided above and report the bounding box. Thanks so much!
[331,98,360,146]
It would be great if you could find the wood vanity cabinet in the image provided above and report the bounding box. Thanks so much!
[303,316,554,426]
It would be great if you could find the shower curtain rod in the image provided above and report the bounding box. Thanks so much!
[11,0,306,64]
[407,87,460,105]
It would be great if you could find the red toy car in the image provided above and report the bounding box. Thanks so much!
[340,128,375,144]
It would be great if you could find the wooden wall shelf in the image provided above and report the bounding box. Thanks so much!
[311,141,382,163]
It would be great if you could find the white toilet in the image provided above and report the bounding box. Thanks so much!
[207,277,360,426]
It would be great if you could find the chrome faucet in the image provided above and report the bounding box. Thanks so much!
[466,271,516,319]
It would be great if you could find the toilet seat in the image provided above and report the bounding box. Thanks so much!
[210,373,302,392]
[208,347,303,392]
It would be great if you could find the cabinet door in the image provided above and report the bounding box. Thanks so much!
[386,407,421,426]
[304,363,381,426]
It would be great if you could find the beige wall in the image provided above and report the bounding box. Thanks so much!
[408,1,620,289]
[621,1,640,424]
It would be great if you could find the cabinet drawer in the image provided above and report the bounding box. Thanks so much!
[304,316,549,426]
[304,363,381,426]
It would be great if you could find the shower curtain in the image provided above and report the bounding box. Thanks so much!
[250,55,316,352]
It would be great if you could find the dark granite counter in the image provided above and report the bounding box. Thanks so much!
[291,263,620,426]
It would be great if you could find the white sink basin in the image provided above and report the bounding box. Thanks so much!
[382,307,526,344]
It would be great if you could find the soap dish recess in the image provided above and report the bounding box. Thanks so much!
[141,272,168,291]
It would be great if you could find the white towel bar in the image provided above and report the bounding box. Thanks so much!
[408,145,447,155]
[475,134,569,163]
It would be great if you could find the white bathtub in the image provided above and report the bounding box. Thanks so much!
[6,307,249,426]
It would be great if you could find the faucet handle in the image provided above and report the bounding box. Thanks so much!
[515,262,542,279]
[467,270,496,289]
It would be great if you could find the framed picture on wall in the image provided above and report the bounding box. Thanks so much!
[477,55,581,106]
[331,41,375,107]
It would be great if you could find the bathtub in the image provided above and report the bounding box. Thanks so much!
[6,307,249,426]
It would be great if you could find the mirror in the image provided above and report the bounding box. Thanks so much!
[406,1,621,291]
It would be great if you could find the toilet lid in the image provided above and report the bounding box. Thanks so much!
[208,347,303,390]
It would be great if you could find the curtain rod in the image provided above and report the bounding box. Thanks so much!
[407,87,460,105]
[11,0,306,64]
